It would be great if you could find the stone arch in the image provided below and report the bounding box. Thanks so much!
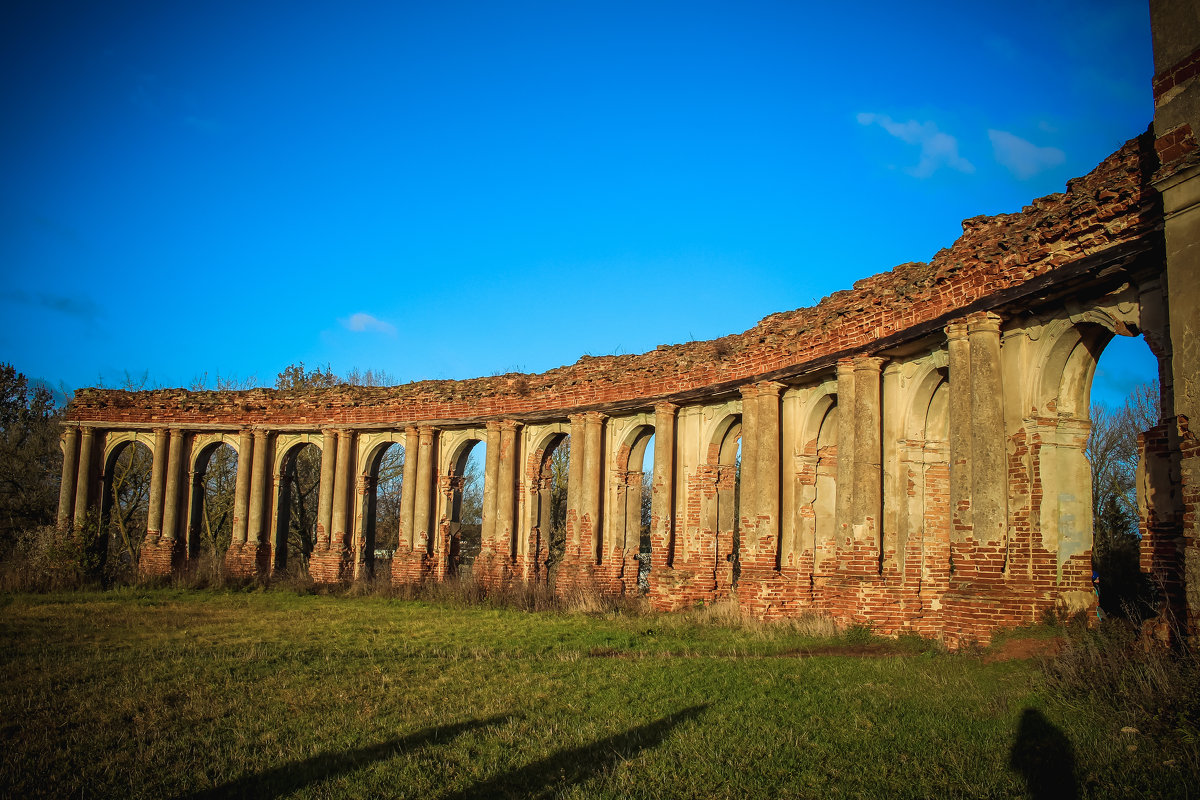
[526,426,569,583]
[899,364,950,583]
[795,391,838,573]
[272,436,324,573]
[187,435,241,563]
[101,430,155,468]
[99,434,155,576]
[611,419,655,592]
[1029,314,1152,585]
[354,434,405,577]
[1033,316,1118,419]
[704,413,742,590]
[439,430,485,576]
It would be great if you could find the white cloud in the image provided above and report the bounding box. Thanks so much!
[857,113,975,178]
[988,129,1066,180]
[340,312,396,335]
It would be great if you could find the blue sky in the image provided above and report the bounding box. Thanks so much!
[0,0,1157,408]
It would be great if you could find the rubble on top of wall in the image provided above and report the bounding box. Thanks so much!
[67,130,1161,423]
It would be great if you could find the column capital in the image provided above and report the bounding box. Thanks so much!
[500,419,524,432]
[966,310,1003,334]
[653,400,679,416]
[738,383,760,400]
[755,380,787,397]
[853,355,887,373]
[321,427,338,437]
[582,411,607,424]
[945,319,969,341]
[485,420,504,432]
[836,357,856,375]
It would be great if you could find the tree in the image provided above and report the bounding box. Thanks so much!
[104,442,152,577]
[459,449,484,525]
[545,435,570,574]
[275,362,338,390]
[197,444,238,566]
[0,364,62,543]
[373,444,404,552]
[1088,380,1159,615]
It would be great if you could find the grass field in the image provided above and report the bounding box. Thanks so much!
[0,588,1192,799]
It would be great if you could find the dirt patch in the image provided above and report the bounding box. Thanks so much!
[586,643,914,659]
[983,636,1064,663]
[780,644,911,659]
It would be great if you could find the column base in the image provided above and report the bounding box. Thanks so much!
[224,543,268,578]
[309,548,349,584]
[139,536,184,577]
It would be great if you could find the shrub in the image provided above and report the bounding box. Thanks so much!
[1043,617,1200,775]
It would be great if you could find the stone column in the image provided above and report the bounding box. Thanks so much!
[247,430,271,547]
[317,428,337,550]
[231,429,254,546]
[583,413,605,562]
[353,473,373,579]
[946,321,972,545]
[73,427,95,529]
[852,357,885,573]
[968,312,1008,556]
[496,420,521,561]
[57,427,79,530]
[481,421,502,548]
[567,414,586,553]
[755,382,784,567]
[738,384,760,542]
[651,402,677,569]
[834,359,856,544]
[623,469,642,552]
[400,427,418,549]
[1151,0,1200,637]
[187,469,203,559]
[268,467,284,569]
[146,428,169,539]
[331,429,354,554]
[161,429,185,542]
[413,427,436,554]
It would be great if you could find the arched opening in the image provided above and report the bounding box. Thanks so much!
[1086,333,1161,617]
[445,438,484,576]
[100,439,153,581]
[708,416,742,589]
[531,432,569,584]
[189,442,239,571]
[637,432,654,593]
[275,442,322,575]
[1035,316,1164,618]
[899,368,949,583]
[811,401,839,572]
[616,425,655,593]
[361,441,404,578]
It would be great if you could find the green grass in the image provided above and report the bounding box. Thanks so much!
[0,589,1191,798]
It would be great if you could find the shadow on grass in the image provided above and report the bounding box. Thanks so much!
[441,704,709,799]
[1009,707,1077,800]
[176,714,515,800]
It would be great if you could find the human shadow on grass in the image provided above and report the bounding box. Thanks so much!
[440,703,709,800]
[176,714,515,800]
[1009,707,1077,800]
